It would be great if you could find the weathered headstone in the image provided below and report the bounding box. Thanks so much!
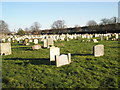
[32,44,41,50]
[0,43,11,55]
[43,39,48,48]
[23,38,29,45]
[68,53,71,63]
[93,44,104,57]
[56,53,71,67]
[29,39,33,43]
[50,47,60,61]
[100,36,104,41]
[93,39,98,43]
[33,39,38,44]
[48,38,54,47]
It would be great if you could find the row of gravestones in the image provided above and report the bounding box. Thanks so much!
[0,42,104,67]
[1,33,119,43]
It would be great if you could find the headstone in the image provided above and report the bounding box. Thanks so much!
[50,47,60,61]
[43,39,48,48]
[100,36,103,41]
[23,38,29,45]
[93,44,104,57]
[0,43,12,55]
[56,53,71,67]
[93,39,98,43]
[68,53,71,63]
[115,34,119,40]
[48,38,54,47]
[33,39,38,44]
[32,44,41,50]
[29,39,33,42]
[105,37,109,40]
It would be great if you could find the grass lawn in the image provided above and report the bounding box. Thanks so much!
[2,39,119,88]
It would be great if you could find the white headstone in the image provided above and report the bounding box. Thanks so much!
[56,53,71,67]
[48,38,54,46]
[43,39,48,48]
[93,39,98,43]
[94,44,104,57]
[50,47,60,61]
[0,43,12,55]
[33,39,38,44]
[68,53,71,63]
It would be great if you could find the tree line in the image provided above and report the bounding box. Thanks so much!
[0,16,120,35]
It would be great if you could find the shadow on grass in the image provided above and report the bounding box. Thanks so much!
[72,53,93,56]
[12,47,32,51]
[4,58,56,65]
[109,47,120,48]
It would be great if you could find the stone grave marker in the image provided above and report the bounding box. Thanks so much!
[93,44,104,57]
[100,36,104,41]
[56,53,71,67]
[68,53,71,63]
[29,39,33,43]
[115,34,119,40]
[0,43,11,55]
[32,44,41,50]
[48,38,54,47]
[93,39,98,43]
[50,47,60,61]
[43,39,48,48]
[23,38,29,45]
[33,39,38,44]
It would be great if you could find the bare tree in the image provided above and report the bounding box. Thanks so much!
[51,20,67,29]
[100,18,111,25]
[87,20,97,26]
[24,27,30,35]
[110,17,117,24]
[31,22,41,31]
[0,20,10,34]
[100,17,118,25]
[30,22,41,35]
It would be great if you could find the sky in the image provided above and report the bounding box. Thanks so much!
[0,1,119,31]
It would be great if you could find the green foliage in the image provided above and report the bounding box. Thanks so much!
[2,40,119,88]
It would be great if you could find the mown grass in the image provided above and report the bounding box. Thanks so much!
[2,39,119,88]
